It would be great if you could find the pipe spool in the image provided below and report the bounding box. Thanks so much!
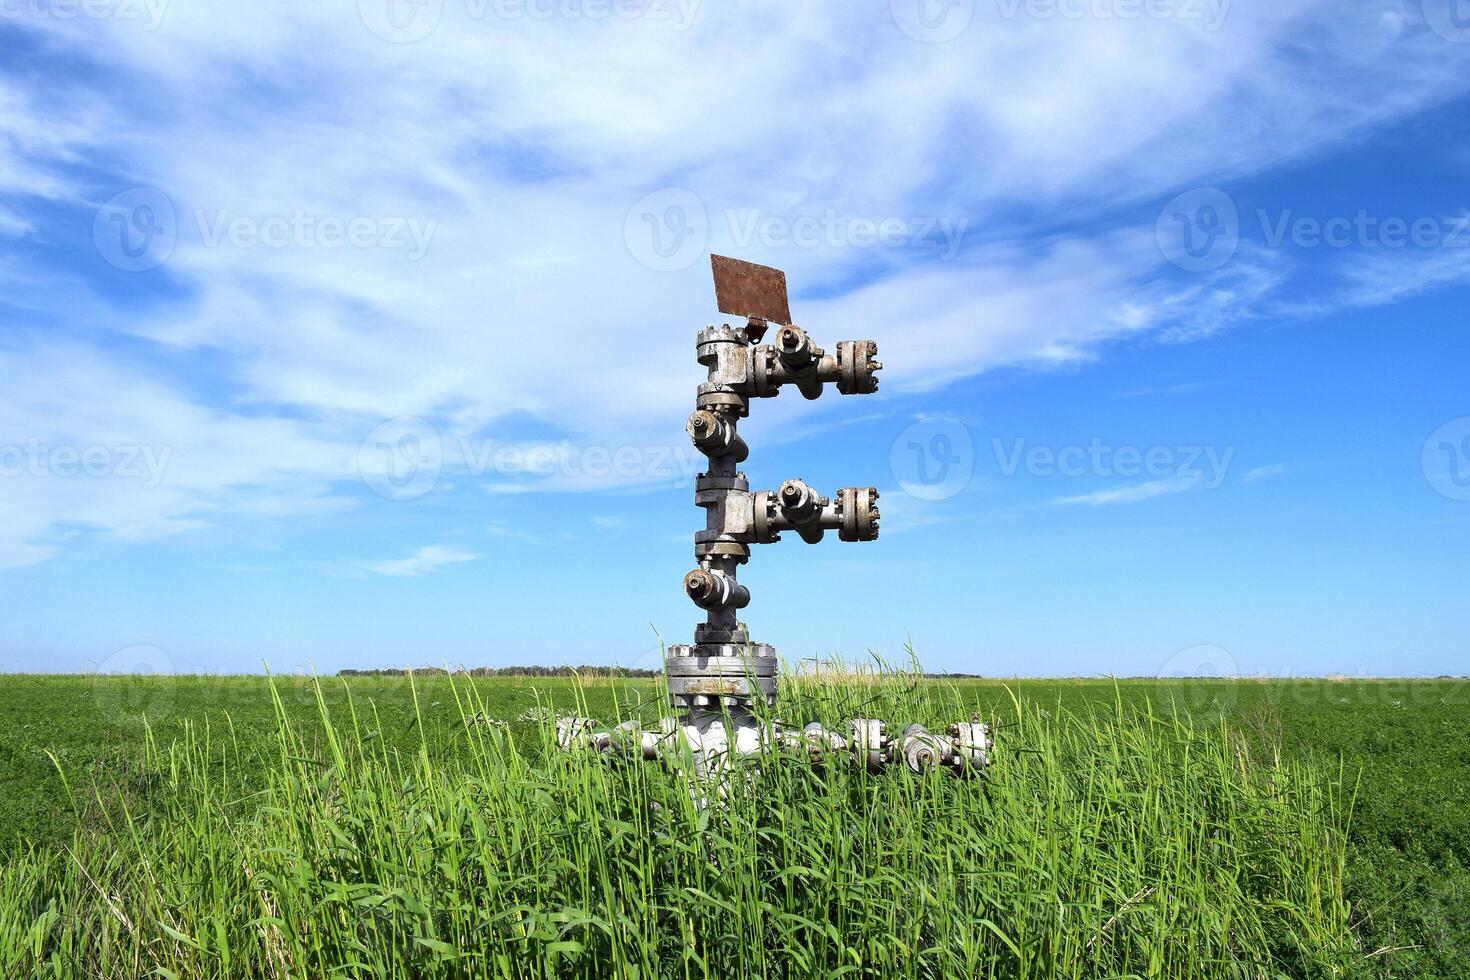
[556,713,993,779]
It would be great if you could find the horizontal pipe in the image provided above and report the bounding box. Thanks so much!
[556,715,992,776]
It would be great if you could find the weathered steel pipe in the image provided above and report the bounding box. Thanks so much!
[555,713,993,779]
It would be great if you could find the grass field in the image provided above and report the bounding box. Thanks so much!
[0,671,1465,978]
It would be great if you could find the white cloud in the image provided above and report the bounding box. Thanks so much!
[1335,239,1470,307]
[2,2,1469,565]
[0,342,356,569]
[1243,464,1286,483]
[364,545,478,577]
[0,205,32,237]
[1049,474,1203,507]
[866,489,958,535]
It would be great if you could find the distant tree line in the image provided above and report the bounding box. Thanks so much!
[335,666,995,679]
[337,665,660,678]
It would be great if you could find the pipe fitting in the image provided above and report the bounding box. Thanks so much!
[850,717,888,773]
[775,325,816,369]
[683,567,749,610]
[834,340,881,394]
[898,723,951,773]
[946,719,993,774]
[686,409,748,462]
[555,716,594,751]
[777,478,824,523]
[836,486,880,541]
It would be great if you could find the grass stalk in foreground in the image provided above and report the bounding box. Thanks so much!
[0,669,1361,979]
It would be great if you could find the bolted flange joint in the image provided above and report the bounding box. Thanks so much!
[665,642,778,711]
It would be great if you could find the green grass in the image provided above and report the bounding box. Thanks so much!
[0,671,1465,978]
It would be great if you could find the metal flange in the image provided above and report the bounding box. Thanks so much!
[666,643,777,708]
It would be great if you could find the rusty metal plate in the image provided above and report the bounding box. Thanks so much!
[711,254,791,326]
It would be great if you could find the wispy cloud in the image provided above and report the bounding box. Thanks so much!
[1048,474,1203,507]
[1335,237,1470,307]
[364,546,478,577]
[866,489,958,535]
[485,519,576,543]
[1243,464,1286,483]
[1118,378,1229,399]
[2,3,1470,567]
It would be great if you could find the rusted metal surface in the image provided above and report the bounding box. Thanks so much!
[711,254,792,327]
[682,679,744,696]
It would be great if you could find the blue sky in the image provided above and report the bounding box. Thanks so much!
[1,0,1468,677]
